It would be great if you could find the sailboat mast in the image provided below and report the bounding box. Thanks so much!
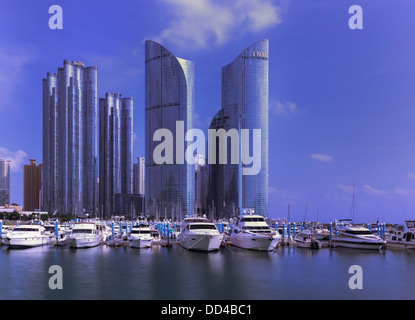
[352,184,355,224]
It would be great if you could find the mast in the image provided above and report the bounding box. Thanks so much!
[352,184,355,224]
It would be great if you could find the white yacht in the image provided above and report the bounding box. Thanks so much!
[178,217,224,252]
[294,230,322,249]
[230,214,281,251]
[332,219,386,250]
[3,224,49,248]
[128,224,153,248]
[386,220,415,249]
[66,222,102,248]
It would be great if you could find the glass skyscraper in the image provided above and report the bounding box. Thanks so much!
[98,93,133,218]
[133,157,145,196]
[145,40,195,219]
[43,60,98,216]
[208,39,269,218]
[0,159,11,206]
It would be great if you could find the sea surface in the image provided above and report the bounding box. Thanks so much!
[0,243,414,300]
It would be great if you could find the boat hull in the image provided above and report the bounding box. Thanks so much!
[180,234,224,252]
[129,237,153,248]
[67,236,101,248]
[5,236,49,248]
[332,239,386,250]
[230,234,279,251]
[296,239,322,249]
[386,242,415,250]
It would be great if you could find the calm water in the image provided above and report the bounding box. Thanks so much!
[0,244,414,300]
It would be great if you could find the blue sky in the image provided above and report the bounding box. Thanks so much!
[1,0,415,223]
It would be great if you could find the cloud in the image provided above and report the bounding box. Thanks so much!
[337,184,357,194]
[395,188,415,196]
[0,147,28,172]
[151,0,283,49]
[269,186,298,199]
[408,173,415,179]
[363,184,387,196]
[311,153,333,163]
[270,100,299,115]
[0,47,31,110]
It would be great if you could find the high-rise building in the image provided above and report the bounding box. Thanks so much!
[195,154,207,216]
[0,159,11,206]
[23,159,42,211]
[208,39,269,218]
[43,60,98,216]
[145,40,195,219]
[99,92,133,218]
[133,157,145,195]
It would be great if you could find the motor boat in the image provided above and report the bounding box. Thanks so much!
[178,217,224,252]
[332,219,386,250]
[294,230,322,249]
[128,224,153,248]
[66,222,102,248]
[230,213,281,251]
[3,224,49,248]
[386,220,415,249]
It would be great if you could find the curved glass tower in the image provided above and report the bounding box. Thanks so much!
[208,39,269,218]
[43,60,98,216]
[145,40,195,219]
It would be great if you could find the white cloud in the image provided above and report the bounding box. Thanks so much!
[337,184,357,194]
[0,47,31,110]
[408,173,415,179]
[151,0,283,49]
[311,153,333,163]
[363,184,387,196]
[268,186,298,199]
[270,100,298,115]
[0,147,28,172]
[395,188,415,196]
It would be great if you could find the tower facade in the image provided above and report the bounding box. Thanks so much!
[23,159,42,211]
[209,39,269,218]
[99,92,133,218]
[145,40,195,219]
[0,159,11,206]
[43,60,98,216]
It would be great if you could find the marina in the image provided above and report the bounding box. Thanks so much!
[1,215,414,252]
[0,215,415,300]
[1,235,415,300]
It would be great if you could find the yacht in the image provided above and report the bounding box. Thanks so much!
[386,220,415,249]
[294,230,322,249]
[66,222,102,248]
[332,219,386,250]
[178,217,224,252]
[3,224,49,248]
[230,214,281,251]
[128,224,153,248]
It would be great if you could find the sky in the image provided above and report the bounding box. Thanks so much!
[0,0,415,223]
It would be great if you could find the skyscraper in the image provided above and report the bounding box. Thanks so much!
[43,60,98,216]
[208,39,269,218]
[133,157,145,196]
[23,159,42,211]
[0,159,11,206]
[145,40,195,219]
[98,92,133,218]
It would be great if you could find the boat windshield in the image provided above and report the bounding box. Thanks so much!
[240,217,265,222]
[189,224,217,230]
[131,230,150,234]
[345,230,373,235]
[72,229,93,234]
[13,228,39,232]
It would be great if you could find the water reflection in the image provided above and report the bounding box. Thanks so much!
[1,243,415,299]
